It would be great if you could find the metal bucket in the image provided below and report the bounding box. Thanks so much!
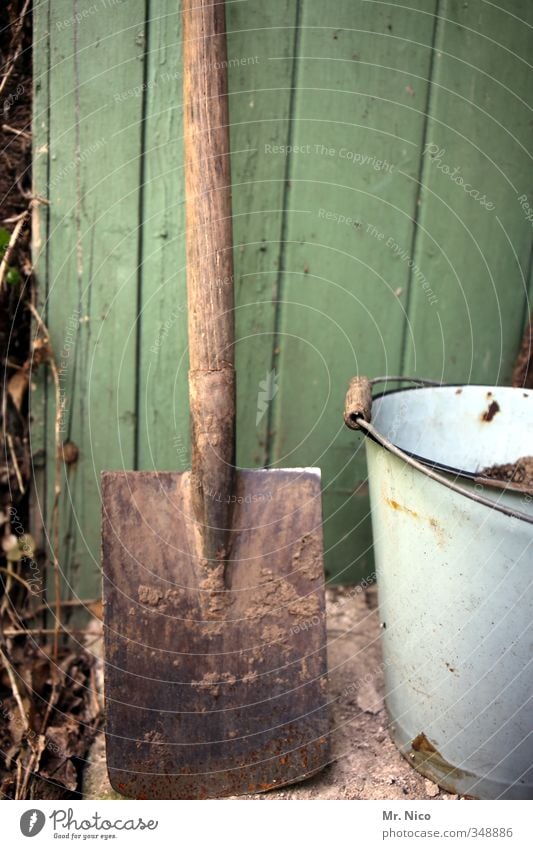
[363,384,533,800]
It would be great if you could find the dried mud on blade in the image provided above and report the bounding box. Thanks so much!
[102,469,330,799]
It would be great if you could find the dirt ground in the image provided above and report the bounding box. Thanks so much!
[83,586,458,801]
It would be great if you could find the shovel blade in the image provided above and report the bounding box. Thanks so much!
[102,468,329,799]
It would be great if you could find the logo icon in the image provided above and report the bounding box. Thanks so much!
[20,810,46,837]
[256,368,279,426]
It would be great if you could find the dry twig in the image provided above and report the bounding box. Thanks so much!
[27,302,65,659]
[0,644,30,733]
[0,208,29,290]
[2,123,31,140]
[0,0,31,99]
[0,566,35,595]
[3,627,95,637]
[6,432,25,494]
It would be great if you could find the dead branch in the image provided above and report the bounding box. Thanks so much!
[6,432,25,494]
[2,123,31,140]
[26,302,65,660]
[0,644,30,733]
[0,566,35,594]
[24,598,101,620]
[0,208,29,290]
[0,0,31,99]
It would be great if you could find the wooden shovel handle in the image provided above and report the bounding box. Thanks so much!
[183,0,235,374]
[183,0,235,561]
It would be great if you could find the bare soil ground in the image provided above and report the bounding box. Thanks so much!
[83,586,458,801]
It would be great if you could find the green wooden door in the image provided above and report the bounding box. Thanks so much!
[32,0,533,603]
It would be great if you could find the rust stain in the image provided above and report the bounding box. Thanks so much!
[409,732,473,794]
[386,498,419,518]
[412,732,438,754]
[386,498,447,543]
[429,517,447,548]
[481,399,500,422]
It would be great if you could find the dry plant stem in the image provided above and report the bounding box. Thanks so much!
[0,0,31,99]
[17,680,55,799]
[27,302,65,659]
[3,627,95,637]
[0,209,29,290]
[15,758,23,798]
[18,733,45,801]
[7,432,25,494]
[0,567,22,633]
[3,199,48,227]
[89,664,100,715]
[0,645,30,733]
[23,680,59,796]
[0,562,13,621]
[2,123,32,139]
[24,598,100,620]
[0,566,35,594]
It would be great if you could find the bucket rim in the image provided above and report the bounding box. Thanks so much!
[369,383,532,500]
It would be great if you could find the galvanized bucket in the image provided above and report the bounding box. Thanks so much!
[345,380,533,800]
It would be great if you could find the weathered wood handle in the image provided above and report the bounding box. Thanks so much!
[344,376,372,429]
[183,0,235,562]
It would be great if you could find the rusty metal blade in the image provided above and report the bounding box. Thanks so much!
[102,469,330,799]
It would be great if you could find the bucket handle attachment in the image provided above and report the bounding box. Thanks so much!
[344,376,533,526]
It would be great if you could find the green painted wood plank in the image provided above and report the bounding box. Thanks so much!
[229,0,300,468]
[403,0,533,384]
[43,0,146,601]
[136,1,188,473]
[269,0,438,581]
[137,0,299,473]
[30,0,51,598]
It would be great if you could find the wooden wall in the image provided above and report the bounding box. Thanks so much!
[32,0,533,601]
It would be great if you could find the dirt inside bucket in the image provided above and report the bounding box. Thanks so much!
[479,456,533,492]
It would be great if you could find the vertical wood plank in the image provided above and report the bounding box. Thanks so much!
[403,0,533,384]
[44,0,146,600]
[136,1,187,472]
[137,0,299,472]
[229,0,300,468]
[30,0,51,595]
[269,0,438,581]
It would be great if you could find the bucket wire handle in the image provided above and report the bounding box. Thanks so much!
[344,376,533,526]
[370,376,442,387]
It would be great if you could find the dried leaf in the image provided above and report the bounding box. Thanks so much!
[42,755,78,791]
[31,338,52,366]
[7,367,29,412]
